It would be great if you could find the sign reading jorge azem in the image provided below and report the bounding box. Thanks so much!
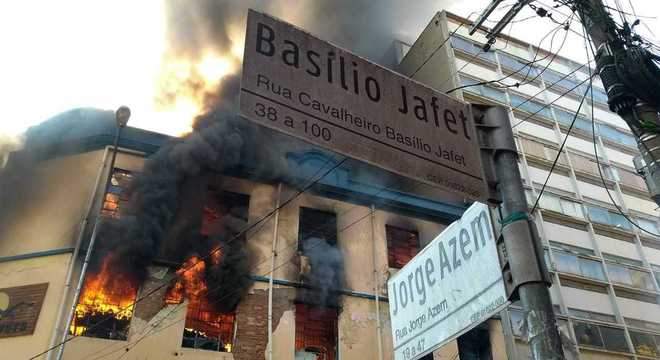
[240,10,487,200]
[388,202,507,360]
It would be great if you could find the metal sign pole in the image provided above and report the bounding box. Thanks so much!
[475,105,565,360]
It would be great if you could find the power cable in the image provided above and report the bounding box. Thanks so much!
[580,21,660,237]
[29,155,347,360]
[100,178,429,360]
[511,61,590,113]
[512,75,591,129]
[530,79,593,214]
[447,21,570,94]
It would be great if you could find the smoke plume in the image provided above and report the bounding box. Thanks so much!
[299,238,345,307]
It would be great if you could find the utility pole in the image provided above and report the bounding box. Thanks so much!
[573,0,660,206]
[55,106,131,360]
[476,105,565,360]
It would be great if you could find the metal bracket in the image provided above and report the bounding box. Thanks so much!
[472,104,517,204]
[497,217,552,301]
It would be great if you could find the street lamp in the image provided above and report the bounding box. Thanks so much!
[55,106,130,360]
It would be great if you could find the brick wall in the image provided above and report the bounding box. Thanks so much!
[233,288,296,360]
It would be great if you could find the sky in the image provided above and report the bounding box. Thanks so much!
[0,0,657,142]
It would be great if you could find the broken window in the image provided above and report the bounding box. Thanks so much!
[386,225,419,269]
[298,208,337,249]
[181,300,236,352]
[170,189,249,352]
[70,254,138,340]
[202,190,249,237]
[297,208,343,306]
[295,304,338,360]
[101,168,134,219]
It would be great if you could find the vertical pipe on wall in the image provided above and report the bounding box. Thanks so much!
[371,205,384,360]
[267,183,282,360]
[47,147,110,360]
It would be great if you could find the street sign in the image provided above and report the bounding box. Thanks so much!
[240,10,488,200]
[387,202,507,360]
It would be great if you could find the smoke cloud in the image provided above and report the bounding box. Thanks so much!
[299,238,345,307]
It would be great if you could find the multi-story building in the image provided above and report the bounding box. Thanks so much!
[396,11,660,360]
[0,107,489,360]
[1,9,659,360]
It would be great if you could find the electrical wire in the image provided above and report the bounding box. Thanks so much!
[511,61,590,112]
[580,21,660,238]
[530,78,593,214]
[447,21,570,94]
[100,179,430,360]
[29,155,348,360]
[512,75,591,129]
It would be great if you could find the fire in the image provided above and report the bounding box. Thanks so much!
[155,50,241,135]
[70,253,138,338]
[165,255,208,304]
[165,254,234,352]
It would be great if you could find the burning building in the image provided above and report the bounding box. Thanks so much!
[0,3,597,360]
[0,102,472,359]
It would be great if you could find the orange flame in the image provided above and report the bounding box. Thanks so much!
[165,252,234,352]
[70,253,138,336]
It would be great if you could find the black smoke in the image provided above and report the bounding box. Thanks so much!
[299,237,345,307]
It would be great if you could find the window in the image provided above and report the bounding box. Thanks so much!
[605,262,655,290]
[629,330,660,357]
[70,256,138,340]
[537,193,584,219]
[202,190,250,237]
[498,52,538,77]
[510,93,552,119]
[586,205,632,231]
[597,123,637,148]
[589,87,609,105]
[298,208,342,306]
[653,264,660,288]
[636,218,660,237]
[574,321,604,348]
[567,308,616,323]
[172,189,248,353]
[459,76,507,103]
[603,253,643,267]
[550,241,595,256]
[573,321,630,352]
[451,36,495,62]
[101,168,134,218]
[181,304,236,352]
[625,317,660,333]
[386,225,420,269]
[553,107,590,132]
[457,327,492,359]
[543,68,584,95]
[295,304,338,360]
[298,208,337,249]
[552,249,605,280]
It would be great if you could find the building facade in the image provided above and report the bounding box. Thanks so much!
[1,9,660,360]
[396,11,660,360]
[0,108,491,360]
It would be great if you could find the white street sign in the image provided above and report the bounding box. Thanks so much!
[240,10,488,200]
[388,202,507,360]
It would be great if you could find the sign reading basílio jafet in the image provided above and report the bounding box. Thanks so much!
[240,9,488,201]
[388,202,507,360]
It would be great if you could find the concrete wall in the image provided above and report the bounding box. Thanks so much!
[543,221,593,250]
[0,253,71,360]
[0,150,105,257]
[595,234,640,261]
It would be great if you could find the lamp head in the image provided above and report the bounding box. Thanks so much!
[115,106,131,128]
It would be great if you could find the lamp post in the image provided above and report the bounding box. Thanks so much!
[55,106,130,360]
